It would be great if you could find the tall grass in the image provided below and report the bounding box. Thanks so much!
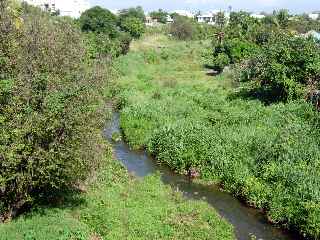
[114,34,320,239]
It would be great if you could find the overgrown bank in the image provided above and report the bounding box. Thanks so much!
[113,34,320,239]
[0,3,235,239]
[0,146,234,239]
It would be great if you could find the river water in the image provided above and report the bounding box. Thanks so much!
[104,112,301,240]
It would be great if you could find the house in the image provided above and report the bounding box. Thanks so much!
[166,15,174,23]
[196,10,229,25]
[23,0,90,18]
[250,13,265,19]
[197,13,216,25]
[308,12,319,20]
[146,16,158,26]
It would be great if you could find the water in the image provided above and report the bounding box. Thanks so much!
[104,112,301,240]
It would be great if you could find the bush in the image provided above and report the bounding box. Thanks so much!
[242,33,320,102]
[79,6,118,37]
[120,17,145,39]
[85,31,132,59]
[0,2,108,220]
[169,16,196,40]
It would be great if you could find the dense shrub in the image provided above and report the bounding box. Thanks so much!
[148,101,320,238]
[170,15,200,40]
[242,33,320,101]
[79,6,118,37]
[85,31,132,59]
[119,16,145,39]
[0,2,108,220]
[118,6,146,24]
[204,37,258,72]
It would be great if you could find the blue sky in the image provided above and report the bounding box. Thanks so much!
[89,0,319,13]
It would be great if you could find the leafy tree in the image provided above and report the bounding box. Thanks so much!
[149,9,168,24]
[120,17,145,38]
[274,9,290,28]
[79,6,118,37]
[216,11,226,29]
[242,33,320,101]
[0,1,109,220]
[118,6,145,23]
[169,15,196,40]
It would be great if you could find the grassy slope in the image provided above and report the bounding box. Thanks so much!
[114,34,320,238]
[0,114,234,238]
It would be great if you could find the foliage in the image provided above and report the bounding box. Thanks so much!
[274,9,290,28]
[0,2,108,219]
[216,11,226,29]
[120,16,146,39]
[0,146,235,240]
[79,6,133,58]
[169,16,197,40]
[85,31,132,59]
[113,34,320,239]
[118,6,146,24]
[79,6,118,37]
[241,33,320,102]
[149,9,168,24]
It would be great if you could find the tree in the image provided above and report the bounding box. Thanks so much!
[169,15,196,40]
[216,11,226,29]
[149,9,168,24]
[120,17,145,38]
[274,9,290,28]
[118,6,145,23]
[79,6,118,37]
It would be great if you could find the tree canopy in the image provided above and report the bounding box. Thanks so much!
[79,6,118,37]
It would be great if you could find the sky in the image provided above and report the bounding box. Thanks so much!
[89,0,320,13]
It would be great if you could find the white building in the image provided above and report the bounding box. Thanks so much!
[197,13,215,25]
[23,0,90,18]
[196,10,229,25]
[308,13,319,20]
[250,13,265,19]
[166,15,174,23]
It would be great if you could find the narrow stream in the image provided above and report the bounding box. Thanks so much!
[104,113,301,240]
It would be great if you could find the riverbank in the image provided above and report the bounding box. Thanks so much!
[0,139,234,239]
[113,34,320,238]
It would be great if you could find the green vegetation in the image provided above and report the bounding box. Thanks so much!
[169,15,216,40]
[0,1,108,220]
[0,143,234,240]
[150,9,169,24]
[113,34,320,238]
[119,16,146,39]
[241,32,320,102]
[0,2,235,239]
[203,10,320,101]
[80,6,118,36]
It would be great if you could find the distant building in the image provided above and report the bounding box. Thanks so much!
[308,12,319,20]
[196,10,229,25]
[146,16,158,26]
[197,13,216,25]
[166,15,174,23]
[23,0,90,18]
[250,13,265,19]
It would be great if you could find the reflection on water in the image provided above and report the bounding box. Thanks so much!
[104,113,301,240]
